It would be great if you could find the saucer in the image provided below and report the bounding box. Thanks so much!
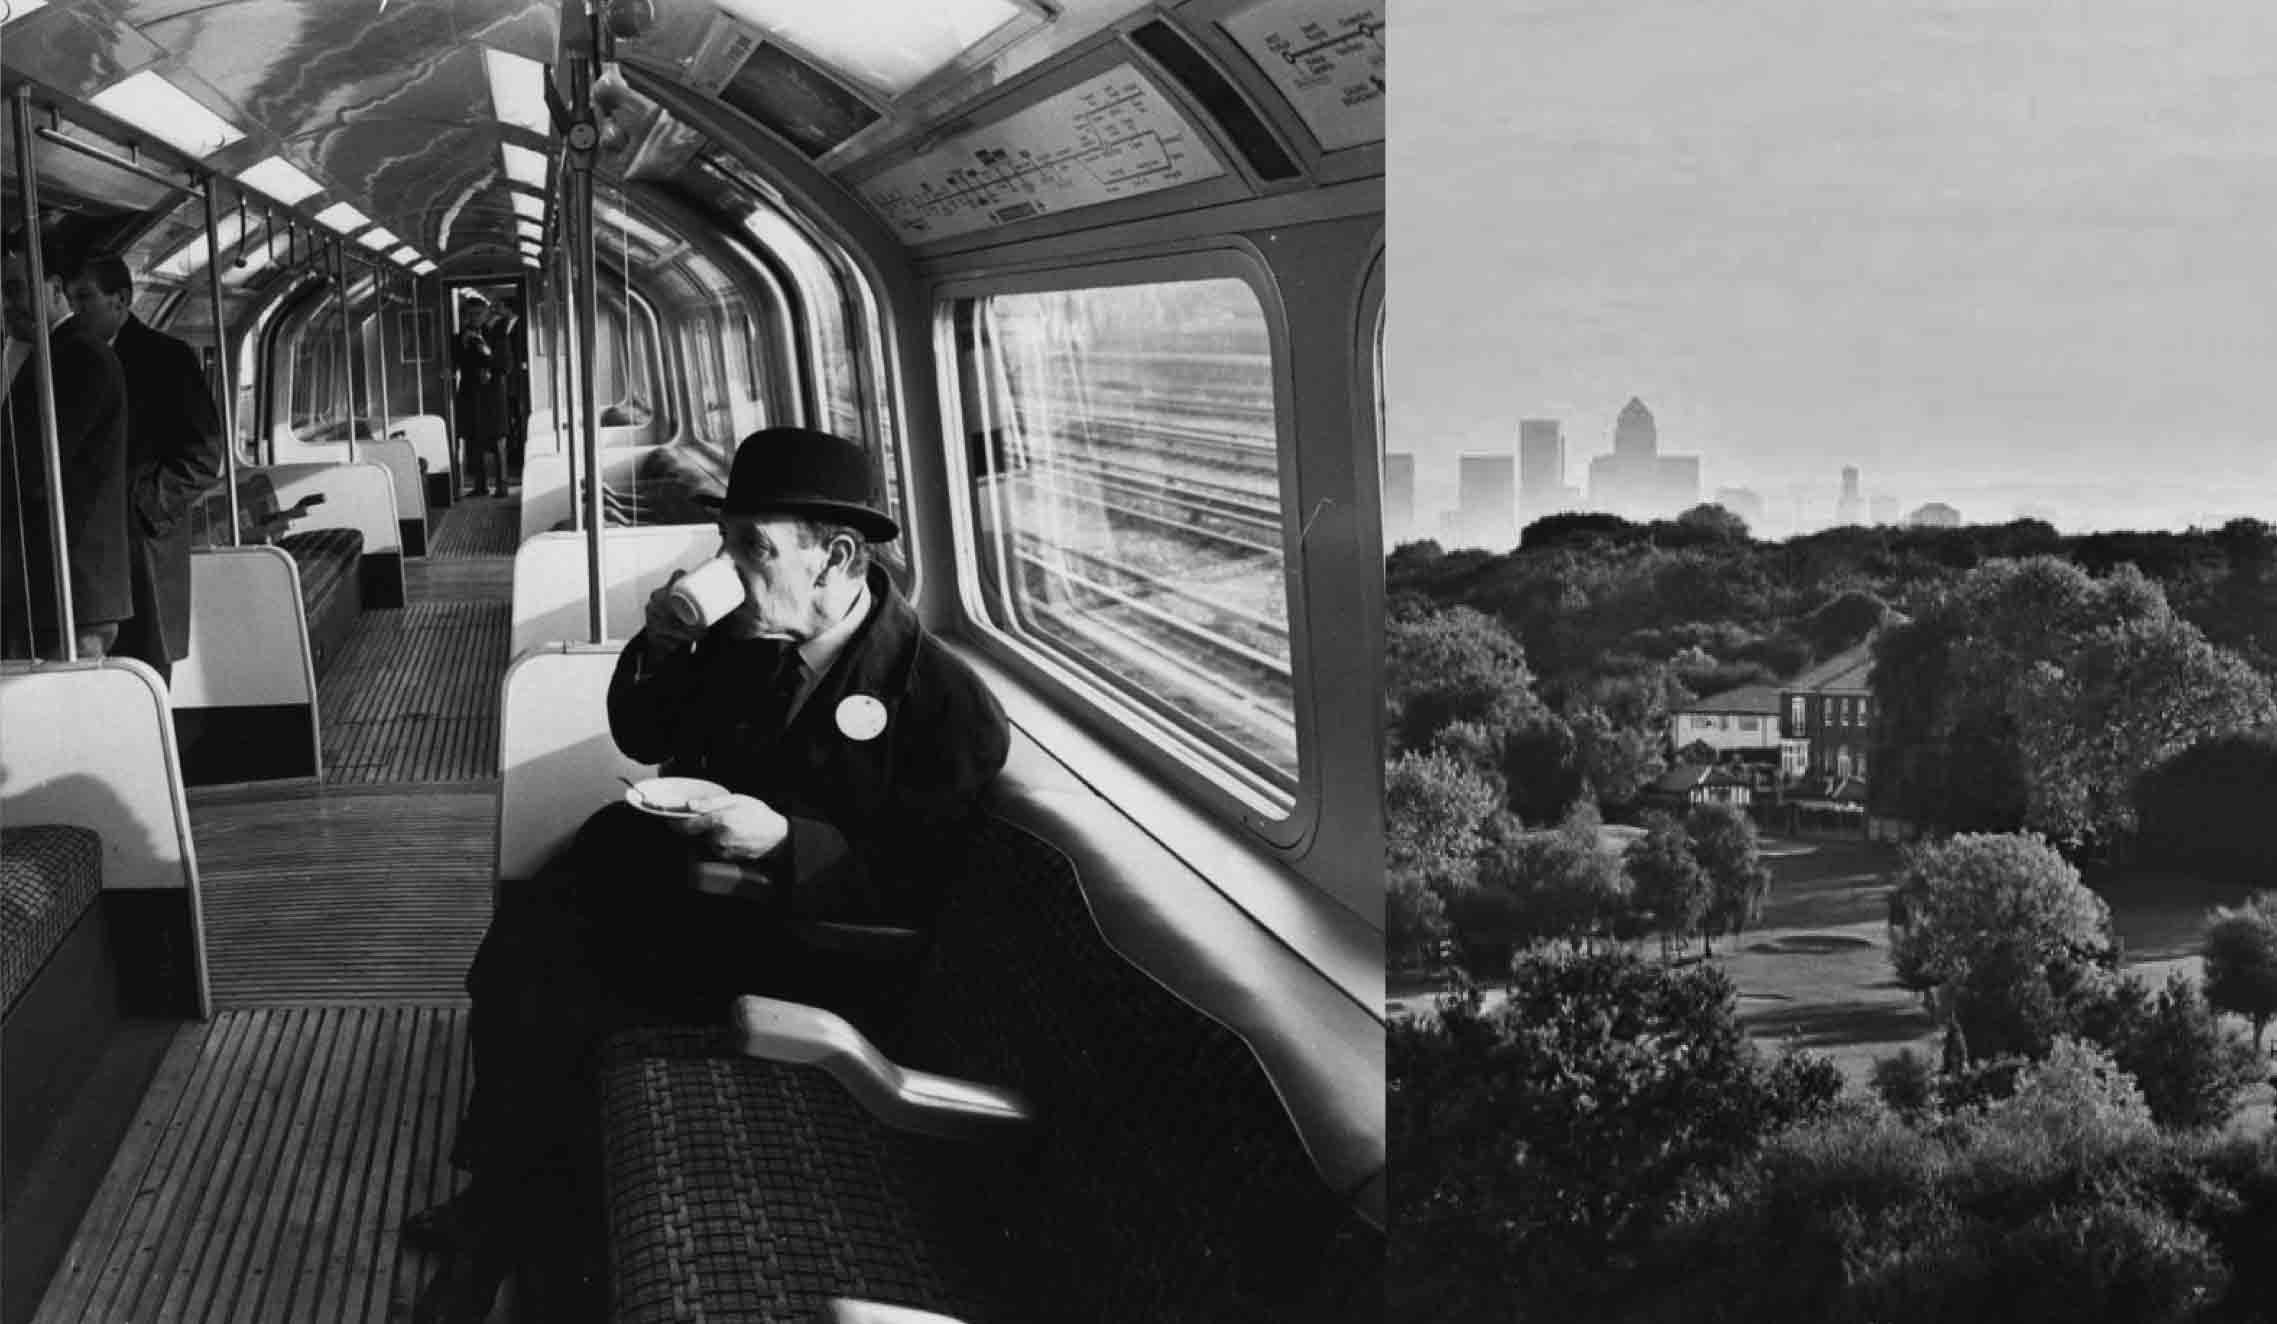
[624,776,729,818]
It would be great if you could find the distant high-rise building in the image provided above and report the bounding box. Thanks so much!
[1453,453,1518,549]
[1870,494,1898,526]
[1714,485,1767,530]
[1585,397,1702,520]
[1837,467,1863,526]
[1613,396,1657,457]
[1519,419,1567,523]
[1383,452,1416,544]
[1907,502,1962,528]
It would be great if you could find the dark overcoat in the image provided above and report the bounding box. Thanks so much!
[606,563,1012,927]
[112,314,226,664]
[0,316,132,646]
[452,328,506,444]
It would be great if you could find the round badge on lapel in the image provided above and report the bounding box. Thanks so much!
[836,694,888,742]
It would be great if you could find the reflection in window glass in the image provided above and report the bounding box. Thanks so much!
[958,278,1294,803]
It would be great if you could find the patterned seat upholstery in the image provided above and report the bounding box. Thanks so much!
[1,825,103,1015]
[597,815,1382,1324]
[275,528,365,676]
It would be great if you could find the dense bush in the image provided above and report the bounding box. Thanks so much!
[1621,1044,2276,1324]
[1389,949,1841,1323]
[2136,730,2277,886]
[2203,894,2277,1050]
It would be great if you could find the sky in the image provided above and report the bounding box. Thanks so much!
[1388,0,2277,536]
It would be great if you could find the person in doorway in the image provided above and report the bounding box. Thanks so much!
[487,299,529,485]
[405,427,1010,1323]
[65,252,228,686]
[0,235,132,662]
[451,298,506,498]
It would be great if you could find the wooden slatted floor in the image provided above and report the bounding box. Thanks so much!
[320,602,509,785]
[188,782,495,1007]
[30,500,539,1323]
[32,1007,472,1324]
[428,498,519,558]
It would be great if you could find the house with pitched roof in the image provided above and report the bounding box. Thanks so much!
[1780,641,1876,783]
[1671,683,1782,757]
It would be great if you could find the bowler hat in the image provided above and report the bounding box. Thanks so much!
[697,427,899,542]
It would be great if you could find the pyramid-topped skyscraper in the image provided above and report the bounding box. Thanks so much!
[1587,396,1700,520]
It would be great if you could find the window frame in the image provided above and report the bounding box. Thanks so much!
[932,242,1319,849]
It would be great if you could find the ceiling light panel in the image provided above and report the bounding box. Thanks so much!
[483,47,553,137]
[235,154,324,206]
[88,70,246,159]
[509,192,545,222]
[515,219,543,241]
[357,227,401,251]
[2,0,49,23]
[313,202,370,233]
[388,246,420,265]
[713,0,1023,97]
[501,143,548,189]
[521,255,541,268]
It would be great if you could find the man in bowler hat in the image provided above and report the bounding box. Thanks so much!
[409,427,1011,1322]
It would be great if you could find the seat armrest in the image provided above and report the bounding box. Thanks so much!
[816,1302,974,1324]
[732,995,1031,1142]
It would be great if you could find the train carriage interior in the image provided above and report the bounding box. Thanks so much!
[0,0,1383,1320]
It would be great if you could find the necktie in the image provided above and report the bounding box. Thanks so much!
[760,645,807,733]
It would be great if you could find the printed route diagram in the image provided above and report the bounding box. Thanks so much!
[856,65,1227,245]
[1221,0,1385,152]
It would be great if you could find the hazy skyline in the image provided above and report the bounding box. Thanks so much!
[1389,0,2277,536]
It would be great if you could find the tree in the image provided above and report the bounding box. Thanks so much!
[2104,973,2265,1131]
[1386,749,1501,885]
[1873,558,2182,836]
[1666,503,1750,546]
[1388,949,1840,1321]
[1569,705,1663,807]
[1626,814,1712,956]
[2202,894,2277,1052]
[2136,730,2277,885]
[1799,588,1890,658]
[1385,602,1543,755]
[1686,801,1773,941]
[1886,832,2114,996]
[1501,711,1586,826]
[2014,616,2277,849]
[1450,817,1629,968]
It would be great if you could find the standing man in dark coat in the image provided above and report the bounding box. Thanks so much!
[66,253,227,685]
[1,236,131,661]
[451,299,505,497]
[405,427,1011,1324]
[485,300,528,485]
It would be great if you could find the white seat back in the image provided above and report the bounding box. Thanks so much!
[510,525,720,659]
[497,646,651,883]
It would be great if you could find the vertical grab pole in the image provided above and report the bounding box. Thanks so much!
[335,241,358,464]
[569,54,605,643]
[201,177,242,547]
[560,241,580,531]
[373,262,393,445]
[12,87,76,659]
[410,275,426,415]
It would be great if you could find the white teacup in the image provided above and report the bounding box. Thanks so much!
[667,556,745,628]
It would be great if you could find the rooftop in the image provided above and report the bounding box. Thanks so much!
[1786,641,1876,695]
[1681,683,1781,716]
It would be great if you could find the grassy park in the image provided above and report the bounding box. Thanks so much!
[1390,829,2277,1135]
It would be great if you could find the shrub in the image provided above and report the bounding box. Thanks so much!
[1870,1049,1937,1116]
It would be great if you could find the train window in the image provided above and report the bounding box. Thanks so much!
[949,263,1297,812]
[736,198,905,570]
